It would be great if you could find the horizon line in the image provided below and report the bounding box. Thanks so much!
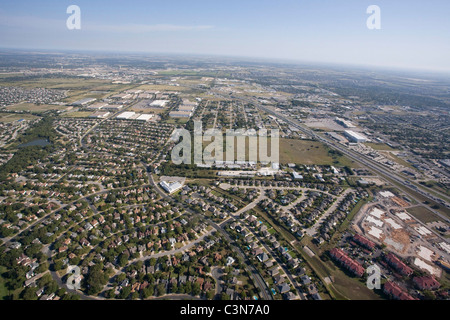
[1,46,450,77]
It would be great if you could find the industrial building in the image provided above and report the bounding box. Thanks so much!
[71,98,96,106]
[116,111,136,120]
[169,110,192,118]
[89,111,110,119]
[150,100,169,107]
[136,114,154,121]
[335,117,356,128]
[344,130,367,143]
[86,102,108,110]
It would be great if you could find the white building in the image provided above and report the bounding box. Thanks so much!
[136,114,153,121]
[344,130,367,143]
[150,100,169,107]
[160,180,183,194]
[116,111,136,120]
[292,172,303,180]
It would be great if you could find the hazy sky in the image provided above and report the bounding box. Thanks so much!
[1,0,449,72]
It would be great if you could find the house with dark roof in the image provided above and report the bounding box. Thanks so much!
[413,276,441,291]
[278,283,290,294]
[384,253,413,277]
[329,248,365,277]
[353,234,376,250]
[383,281,415,300]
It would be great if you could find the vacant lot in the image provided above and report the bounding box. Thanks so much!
[0,113,39,123]
[407,206,444,223]
[280,138,357,167]
[365,142,397,151]
[136,84,193,92]
[6,103,67,113]
[60,111,93,118]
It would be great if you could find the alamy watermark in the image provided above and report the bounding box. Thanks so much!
[170,121,279,166]
[66,265,81,290]
[66,5,81,30]
[367,5,381,30]
[366,264,381,290]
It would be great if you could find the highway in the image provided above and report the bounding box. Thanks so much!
[254,103,450,225]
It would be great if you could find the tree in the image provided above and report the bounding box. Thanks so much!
[119,286,131,299]
[142,286,154,298]
[206,290,214,300]
[85,265,108,295]
[156,284,166,296]
[118,253,128,268]
[192,282,201,296]
[106,289,116,299]
[21,286,38,300]
[220,292,230,300]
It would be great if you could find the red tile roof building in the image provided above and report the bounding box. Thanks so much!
[353,234,376,250]
[329,248,365,277]
[383,281,415,300]
[384,253,413,277]
[413,276,441,291]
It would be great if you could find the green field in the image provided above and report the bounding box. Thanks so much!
[280,138,357,167]
[136,84,193,92]
[365,142,397,151]
[60,111,93,118]
[6,103,68,113]
[407,206,444,223]
[0,113,40,123]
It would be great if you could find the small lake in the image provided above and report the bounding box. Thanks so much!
[18,139,51,148]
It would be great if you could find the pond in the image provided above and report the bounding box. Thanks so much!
[18,139,51,148]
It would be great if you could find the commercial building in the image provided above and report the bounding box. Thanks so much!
[136,114,154,121]
[344,130,367,143]
[169,111,192,118]
[86,102,108,110]
[71,98,96,106]
[160,181,183,194]
[103,104,123,111]
[335,117,356,128]
[150,100,169,108]
[89,111,110,119]
[116,111,136,120]
[292,172,303,180]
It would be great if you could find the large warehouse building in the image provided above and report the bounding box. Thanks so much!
[344,130,367,143]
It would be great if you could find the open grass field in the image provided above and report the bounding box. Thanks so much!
[136,84,193,92]
[0,112,40,123]
[365,142,397,151]
[407,205,444,223]
[5,103,67,113]
[279,138,358,167]
[60,111,93,118]
[0,77,112,89]
[129,107,166,114]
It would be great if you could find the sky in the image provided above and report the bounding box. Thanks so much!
[0,0,449,72]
